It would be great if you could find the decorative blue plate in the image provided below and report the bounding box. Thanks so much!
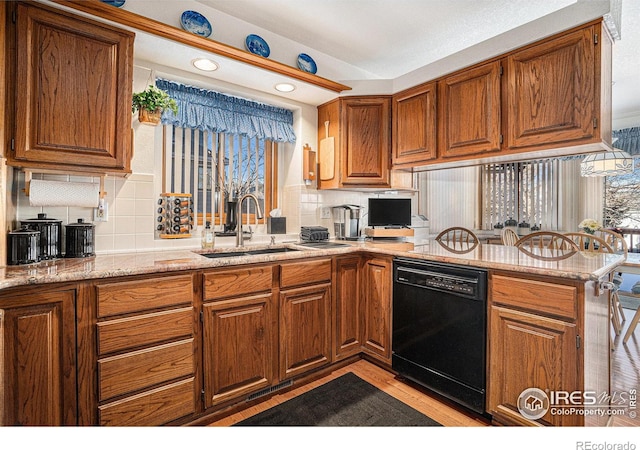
[245,34,270,58]
[297,53,317,74]
[100,0,126,6]
[180,10,212,38]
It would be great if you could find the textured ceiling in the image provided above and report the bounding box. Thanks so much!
[194,0,639,124]
[198,0,577,80]
[99,0,639,123]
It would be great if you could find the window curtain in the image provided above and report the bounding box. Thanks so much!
[155,78,296,143]
[613,127,640,156]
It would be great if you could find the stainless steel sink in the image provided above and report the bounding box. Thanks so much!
[297,241,351,249]
[200,247,299,259]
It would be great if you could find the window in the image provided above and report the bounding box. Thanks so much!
[162,125,277,228]
[481,160,558,230]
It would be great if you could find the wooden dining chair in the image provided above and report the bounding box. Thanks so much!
[514,231,580,251]
[500,228,519,246]
[435,227,479,254]
[564,232,628,346]
[436,227,478,244]
[595,229,628,254]
[596,229,629,330]
[563,232,614,253]
[623,302,640,345]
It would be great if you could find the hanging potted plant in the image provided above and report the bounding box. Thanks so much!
[132,85,178,125]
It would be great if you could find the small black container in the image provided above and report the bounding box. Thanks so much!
[65,219,95,258]
[7,226,40,265]
[21,213,63,260]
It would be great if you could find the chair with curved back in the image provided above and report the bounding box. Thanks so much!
[594,229,629,339]
[435,227,479,253]
[436,227,478,244]
[596,229,629,332]
[515,231,580,252]
[563,232,614,253]
[565,231,627,345]
[501,228,519,246]
[596,229,628,254]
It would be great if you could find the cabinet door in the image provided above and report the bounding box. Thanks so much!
[279,284,331,380]
[340,97,391,186]
[488,305,580,426]
[203,293,274,408]
[333,256,362,361]
[0,289,77,425]
[506,27,596,149]
[14,2,134,171]
[362,257,392,363]
[393,82,437,166]
[438,61,501,158]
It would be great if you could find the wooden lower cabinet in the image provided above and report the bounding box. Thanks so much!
[279,283,332,379]
[202,293,275,408]
[362,256,392,363]
[333,256,362,361]
[488,305,579,426]
[487,273,611,428]
[0,287,77,425]
[95,274,197,426]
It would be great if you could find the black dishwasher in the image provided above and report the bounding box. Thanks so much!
[392,257,488,415]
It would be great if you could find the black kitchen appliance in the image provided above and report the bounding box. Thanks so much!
[21,213,63,260]
[65,219,95,258]
[392,257,488,415]
[7,226,40,265]
[368,198,411,227]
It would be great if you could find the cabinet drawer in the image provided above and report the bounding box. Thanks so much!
[98,338,194,401]
[97,307,193,356]
[203,266,273,300]
[280,259,332,289]
[96,275,193,318]
[99,377,195,426]
[491,275,577,320]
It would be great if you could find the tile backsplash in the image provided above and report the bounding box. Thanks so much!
[13,170,415,254]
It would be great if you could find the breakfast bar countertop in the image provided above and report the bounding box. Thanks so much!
[0,240,626,291]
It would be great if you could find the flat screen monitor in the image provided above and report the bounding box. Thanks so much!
[368,198,411,227]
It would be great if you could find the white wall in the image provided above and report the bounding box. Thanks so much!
[417,167,480,233]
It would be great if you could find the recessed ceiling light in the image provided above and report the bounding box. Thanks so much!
[275,83,296,93]
[192,58,219,71]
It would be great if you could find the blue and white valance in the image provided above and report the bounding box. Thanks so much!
[613,127,640,156]
[155,78,296,143]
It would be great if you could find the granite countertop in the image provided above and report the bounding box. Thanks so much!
[0,240,625,291]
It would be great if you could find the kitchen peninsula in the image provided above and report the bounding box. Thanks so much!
[0,241,623,427]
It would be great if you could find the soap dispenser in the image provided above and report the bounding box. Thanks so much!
[201,221,215,250]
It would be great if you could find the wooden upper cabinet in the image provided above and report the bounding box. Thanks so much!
[506,26,598,150]
[12,2,134,173]
[341,97,390,186]
[392,82,437,167]
[438,61,502,158]
[317,96,391,189]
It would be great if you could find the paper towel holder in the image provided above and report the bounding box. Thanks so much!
[23,169,107,199]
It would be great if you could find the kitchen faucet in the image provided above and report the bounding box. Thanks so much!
[236,193,263,247]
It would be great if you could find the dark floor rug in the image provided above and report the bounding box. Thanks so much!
[234,372,442,427]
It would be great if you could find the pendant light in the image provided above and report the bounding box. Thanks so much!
[580,149,634,177]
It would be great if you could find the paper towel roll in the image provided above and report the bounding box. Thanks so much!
[29,180,100,207]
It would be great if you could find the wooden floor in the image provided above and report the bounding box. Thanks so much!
[208,358,488,427]
[209,311,640,427]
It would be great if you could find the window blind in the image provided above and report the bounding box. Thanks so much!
[481,160,559,230]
